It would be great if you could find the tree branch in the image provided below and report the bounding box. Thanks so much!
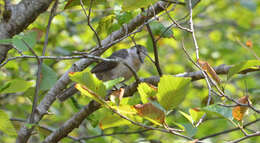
[199,118,260,140]
[16,1,172,142]
[142,8,163,76]
[0,0,53,63]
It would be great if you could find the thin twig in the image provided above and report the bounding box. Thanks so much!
[227,131,260,143]
[79,0,102,48]
[142,8,163,76]
[22,39,42,123]
[236,38,260,61]
[163,5,192,33]
[78,129,151,140]
[181,40,212,127]
[102,100,192,141]
[188,0,199,60]
[199,118,260,140]
[29,0,58,124]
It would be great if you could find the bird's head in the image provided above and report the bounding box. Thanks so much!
[130,45,147,63]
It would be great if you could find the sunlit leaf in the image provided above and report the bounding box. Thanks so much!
[96,14,116,36]
[99,105,139,129]
[99,113,132,130]
[157,75,191,111]
[75,84,104,105]
[179,111,194,125]
[137,82,157,104]
[189,108,204,123]
[69,69,106,98]
[121,94,141,106]
[0,110,17,137]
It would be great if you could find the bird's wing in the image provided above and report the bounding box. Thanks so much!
[91,49,129,73]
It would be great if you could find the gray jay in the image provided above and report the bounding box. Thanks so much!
[91,45,147,81]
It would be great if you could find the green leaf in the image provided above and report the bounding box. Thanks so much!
[137,82,157,104]
[0,82,11,93]
[96,14,116,36]
[113,105,137,115]
[227,60,260,79]
[122,0,157,11]
[64,0,106,9]
[116,11,134,25]
[70,69,106,98]
[75,84,105,105]
[149,21,173,38]
[157,75,191,111]
[1,79,33,94]
[99,113,132,129]
[23,31,37,49]
[99,106,140,129]
[40,64,58,90]
[12,36,28,51]
[12,31,37,51]
[202,104,233,120]
[104,77,124,89]
[189,108,204,123]
[121,94,141,105]
[0,110,17,137]
[182,123,197,137]
[179,111,194,125]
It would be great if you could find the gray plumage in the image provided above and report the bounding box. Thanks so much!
[91,45,147,81]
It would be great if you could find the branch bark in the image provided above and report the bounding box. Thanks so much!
[0,0,53,64]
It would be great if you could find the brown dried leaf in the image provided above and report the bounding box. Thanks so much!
[198,59,221,85]
[110,88,125,105]
[134,103,165,124]
[232,96,249,121]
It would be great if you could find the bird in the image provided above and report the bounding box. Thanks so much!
[91,45,147,81]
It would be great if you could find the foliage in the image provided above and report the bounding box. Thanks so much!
[0,0,260,143]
